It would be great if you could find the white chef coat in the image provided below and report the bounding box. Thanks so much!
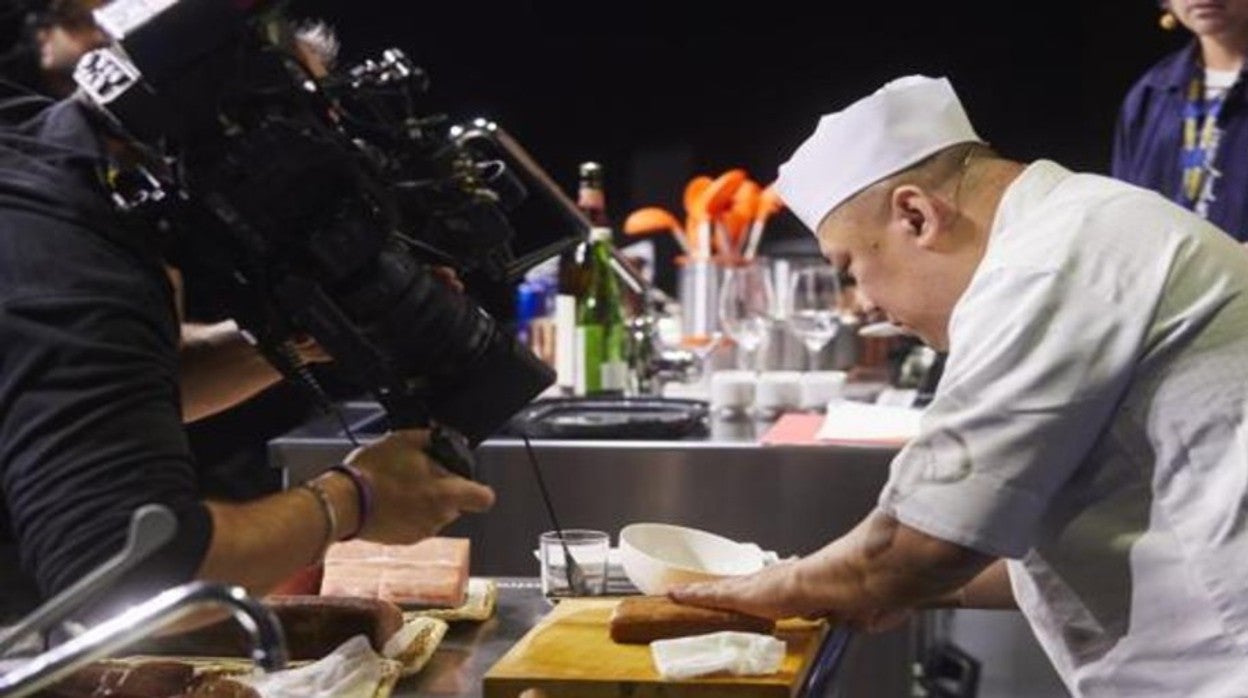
[878,160,1248,696]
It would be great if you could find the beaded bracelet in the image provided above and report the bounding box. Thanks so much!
[300,479,338,565]
[330,463,373,540]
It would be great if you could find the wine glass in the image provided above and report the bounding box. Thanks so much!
[786,266,843,370]
[718,263,775,372]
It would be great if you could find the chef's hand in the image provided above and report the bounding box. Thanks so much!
[670,563,909,632]
[669,560,820,621]
[673,511,990,632]
[345,429,495,544]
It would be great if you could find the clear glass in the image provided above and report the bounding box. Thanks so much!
[718,262,775,372]
[786,266,843,370]
[539,529,609,599]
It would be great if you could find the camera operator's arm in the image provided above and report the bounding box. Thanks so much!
[164,264,329,422]
[175,266,457,422]
[1,263,485,614]
[197,429,495,593]
[179,320,328,422]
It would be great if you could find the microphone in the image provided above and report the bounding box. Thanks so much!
[0,504,178,655]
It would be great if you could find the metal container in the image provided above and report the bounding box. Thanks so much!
[675,258,720,340]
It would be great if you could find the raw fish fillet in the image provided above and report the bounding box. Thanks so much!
[321,537,470,608]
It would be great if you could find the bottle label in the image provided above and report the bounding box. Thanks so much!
[555,295,578,390]
[600,360,628,391]
[574,325,604,394]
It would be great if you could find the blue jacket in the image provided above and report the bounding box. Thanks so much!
[1112,42,1248,241]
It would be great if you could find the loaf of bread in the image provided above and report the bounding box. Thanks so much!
[127,595,404,661]
[608,596,775,644]
[40,660,262,698]
[181,676,262,697]
[382,616,448,676]
[265,595,405,659]
[41,659,197,698]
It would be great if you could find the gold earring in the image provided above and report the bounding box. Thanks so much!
[1159,11,1178,30]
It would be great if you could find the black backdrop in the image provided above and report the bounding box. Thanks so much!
[0,0,1197,258]
[295,1,1188,250]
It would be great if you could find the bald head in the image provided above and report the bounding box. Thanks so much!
[810,142,1020,351]
[825,142,994,231]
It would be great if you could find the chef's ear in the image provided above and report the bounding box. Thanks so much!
[888,185,941,245]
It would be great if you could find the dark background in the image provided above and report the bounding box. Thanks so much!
[290,1,1188,254]
[0,1,1195,257]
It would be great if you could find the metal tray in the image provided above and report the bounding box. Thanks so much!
[506,397,708,440]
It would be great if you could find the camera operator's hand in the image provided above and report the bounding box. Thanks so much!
[345,429,495,544]
[432,266,465,293]
[290,332,332,366]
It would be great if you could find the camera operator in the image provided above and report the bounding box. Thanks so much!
[25,0,333,423]
[0,10,496,628]
[22,0,361,506]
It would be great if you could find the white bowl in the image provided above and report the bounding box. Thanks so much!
[618,523,766,595]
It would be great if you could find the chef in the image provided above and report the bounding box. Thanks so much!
[672,75,1248,695]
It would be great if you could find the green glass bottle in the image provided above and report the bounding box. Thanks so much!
[575,226,628,395]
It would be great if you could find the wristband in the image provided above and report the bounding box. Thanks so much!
[300,480,337,565]
[330,463,373,540]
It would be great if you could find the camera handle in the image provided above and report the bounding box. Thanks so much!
[427,425,477,481]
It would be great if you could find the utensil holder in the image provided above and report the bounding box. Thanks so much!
[676,257,720,341]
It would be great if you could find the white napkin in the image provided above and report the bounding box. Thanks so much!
[241,635,387,698]
[815,398,922,443]
[650,631,786,680]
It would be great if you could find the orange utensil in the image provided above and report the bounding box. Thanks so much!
[731,179,761,219]
[693,169,748,259]
[624,206,690,255]
[683,176,712,255]
[744,183,785,260]
[698,169,748,214]
[759,183,784,215]
[683,176,712,218]
[728,180,760,257]
[721,209,751,257]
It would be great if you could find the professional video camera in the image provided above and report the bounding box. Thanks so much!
[70,0,590,473]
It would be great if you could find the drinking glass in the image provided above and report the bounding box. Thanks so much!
[539,529,609,600]
[718,263,775,372]
[786,266,842,370]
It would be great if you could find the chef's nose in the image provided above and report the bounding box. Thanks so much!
[853,288,883,320]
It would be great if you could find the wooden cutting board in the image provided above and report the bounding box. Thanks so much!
[483,598,828,698]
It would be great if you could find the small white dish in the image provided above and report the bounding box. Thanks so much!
[618,523,767,595]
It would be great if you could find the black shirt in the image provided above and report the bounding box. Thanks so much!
[0,96,210,621]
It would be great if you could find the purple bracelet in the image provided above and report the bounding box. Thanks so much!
[330,463,373,540]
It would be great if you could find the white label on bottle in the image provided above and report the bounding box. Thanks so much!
[600,360,628,391]
[555,295,578,390]
[573,326,589,395]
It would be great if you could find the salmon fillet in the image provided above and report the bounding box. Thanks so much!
[320,537,470,608]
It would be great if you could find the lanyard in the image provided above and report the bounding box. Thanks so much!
[1179,75,1227,210]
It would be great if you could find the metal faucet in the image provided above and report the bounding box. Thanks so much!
[608,238,720,397]
[0,581,287,698]
[626,314,707,395]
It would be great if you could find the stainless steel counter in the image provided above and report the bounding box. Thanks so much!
[271,402,900,577]
[394,578,549,697]
[270,401,914,697]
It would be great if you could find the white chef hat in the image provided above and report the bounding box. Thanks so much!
[776,75,985,232]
